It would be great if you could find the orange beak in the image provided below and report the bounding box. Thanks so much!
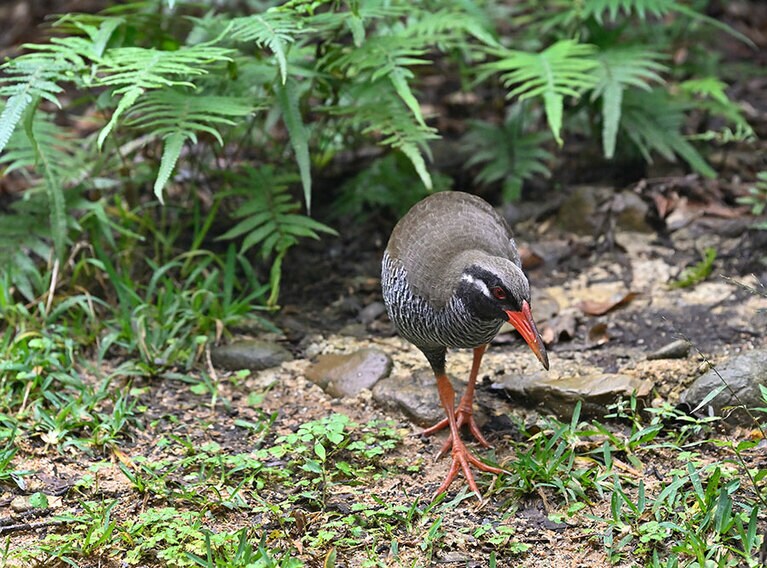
[505,300,549,370]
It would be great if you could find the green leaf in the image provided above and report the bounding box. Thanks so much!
[591,48,666,158]
[275,79,312,212]
[24,105,67,261]
[28,492,49,509]
[228,12,299,85]
[399,142,432,191]
[389,67,425,126]
[314,441,326,461]
[484,40,599,146]
[0,93,32,154]
[98,86,143,149]
[154,131,187,204]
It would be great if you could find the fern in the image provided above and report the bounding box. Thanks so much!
[678,77,755,142]
[331,80,439,190]
[591,47,667,158]
[217,166,337,308]
[96,43,235,148]
[328,35,432,127]
[463,105,553,202]
[227,11,301,84]
[483,40,599,146]
[1,114,80,261]
[620,89,715,177]
[275,78,313,213]
[0,51,82,154]
[530,0,754,46]
[126,89,256,202]
[0,190,53,302]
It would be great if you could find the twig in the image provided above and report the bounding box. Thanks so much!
[0,519,69,535]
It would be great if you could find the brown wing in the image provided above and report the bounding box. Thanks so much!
[386,191,520,306]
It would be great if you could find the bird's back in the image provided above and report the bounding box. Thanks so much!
[385,192,520,307]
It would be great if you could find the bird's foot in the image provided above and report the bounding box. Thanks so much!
[434,438,503,499]
[422,406,491,456]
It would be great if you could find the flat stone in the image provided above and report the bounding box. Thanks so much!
[680,349,767,425]
[372,370,465,426]
[306,348,392,398]
[211,339,292,371]
[492,372,653,419]
[647,339,690,360]
[359,302,387,324]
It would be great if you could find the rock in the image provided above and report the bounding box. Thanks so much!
[680,349,767,425]
[359,302,386,324]
[306,348,392,398]
[492,372,653,419]
[373,370,465,426]
[612,192,652,233]
[555,186,608,235]
[647,339,690,360]
[211,340,292,371]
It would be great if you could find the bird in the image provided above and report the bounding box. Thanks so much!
[381,191,549,498]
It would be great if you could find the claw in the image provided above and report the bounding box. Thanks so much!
[434,437,503,499]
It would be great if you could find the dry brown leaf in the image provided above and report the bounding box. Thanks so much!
[587,323,610,345]
[578,292,639,316]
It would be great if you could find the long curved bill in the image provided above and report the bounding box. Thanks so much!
[505,300,549,370]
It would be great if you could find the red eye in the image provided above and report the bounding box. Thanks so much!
[491,287,506,300]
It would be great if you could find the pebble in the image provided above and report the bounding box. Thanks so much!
[492,371,653,419]
[680,349,767,425]
[305,348,392,398]
[210,339,293,371]
[647,339,690,360]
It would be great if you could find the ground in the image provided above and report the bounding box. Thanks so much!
[2,185,766,567]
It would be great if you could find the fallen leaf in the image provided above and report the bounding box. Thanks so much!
[519,246,545,269]
[112,447,134,469]
[578,292,639,316]
[587,323,610,345]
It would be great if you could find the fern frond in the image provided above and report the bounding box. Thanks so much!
[95,43,234,148]
[528,0,753,46]
[327,35,431,127]
[126,89,256,202]
[275,79,312,212]
[1,113,79,259]
[678,77,755,141]
[332,80,439,190]
[0,52,82,153]
[581,0,678,23]
[228,11,301,84]
[464,105,553,202]
[217,166,336,307]
[400,8,500,48]
[620,89,715,177]
[484,40,599,146]
[591,47,667,158]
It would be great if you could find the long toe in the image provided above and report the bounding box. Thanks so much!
[433,440,503,499]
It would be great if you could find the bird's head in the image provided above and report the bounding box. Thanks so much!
[456,257,549,370]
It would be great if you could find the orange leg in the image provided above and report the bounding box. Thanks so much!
[422,345,490,455]
[433,371,502,498]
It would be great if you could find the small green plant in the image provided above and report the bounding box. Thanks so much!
[670,247,717,289]
[737,172,767,230]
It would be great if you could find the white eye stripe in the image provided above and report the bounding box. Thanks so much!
[460,273,492,298]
